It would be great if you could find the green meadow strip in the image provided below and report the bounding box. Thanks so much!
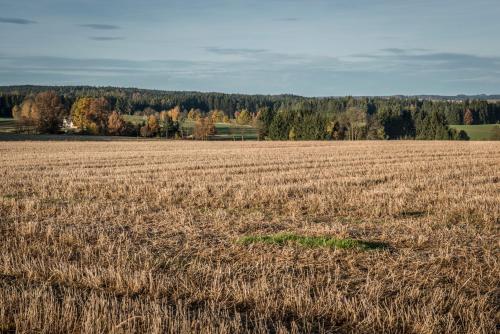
[238,233,387,250]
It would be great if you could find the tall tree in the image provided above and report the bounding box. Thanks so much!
[193,116,216,140]
[140,115,160,137]
[187,108,202,120]
[160,114,179,139]
[256,107,274,139]
[463,109,474,125]
[235,109,252,125]
[11,105,22,120]
[70,97,111,135]
[115,97,132,115]
[20,99,36,121]
[71,97,93,132]
[168,106,182,121]
[89,97,111,135]
[107,111,126,136]
[32,91,66,133]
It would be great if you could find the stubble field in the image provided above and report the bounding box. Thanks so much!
[0,140,499,333]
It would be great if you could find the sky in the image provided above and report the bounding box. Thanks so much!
[0,0,500,96]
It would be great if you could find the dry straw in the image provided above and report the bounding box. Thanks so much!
[0,140,498,333]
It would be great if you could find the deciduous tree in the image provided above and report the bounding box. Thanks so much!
[32,91,66,133]
[187,108,202,120]
[11,105,22,119]
[236,109,252,125]
[71,97,93,132]
[193,116,216,140]
[89,98,111,135]
[209,109,225,123]
[107,111,126,136]
[71,97,110,135]
[20,99,37,122]
[140,115,160,137]
[168,106,181,121]
[464,109,474,125]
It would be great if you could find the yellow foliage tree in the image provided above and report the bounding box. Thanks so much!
[19,99,38,124]
[187,108,202,120]
[209,110,225,123]
[236,109,252,125]
[148,115,159,133]
[107,111,126,136]
[11,105,22,120]
[71,97,93,132]
[193,116,216,140]
[71,97,110,135]
[140,115,160,137]
[168,106,181,121]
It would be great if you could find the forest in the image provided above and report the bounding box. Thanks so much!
[0,85,499,140]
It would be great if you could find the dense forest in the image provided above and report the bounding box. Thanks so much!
[1,85,499,140]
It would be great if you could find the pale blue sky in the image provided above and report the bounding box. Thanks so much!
[1,0,499,96]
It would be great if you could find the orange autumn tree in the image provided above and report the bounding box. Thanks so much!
[71,97,110,135]
[168,106,181,121]
[464,109,474,125]
[193,116,216,140]
[140,115,160,137]
[107,111,126,136]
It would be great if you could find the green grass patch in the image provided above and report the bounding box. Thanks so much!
[122,115,147,125]
[122,116,259,139]
[449,124,500,140]
[1,194,17,200]
[0,118,18,133]
[0,117,37,134]
[0,323,16,333]
[181,120,259,140]
[238,233,387,250]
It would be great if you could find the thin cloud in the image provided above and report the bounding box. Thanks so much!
[275,17,300,22]
[380,48,431,54]
[80,24,120,30]
[204,46,324,66]
[0,55,224,81]
[205,47,268,56]
[347,50,500,77]
[89,36,124,41]
[1,49,499,96]
[0,17,37,24]
[380,48,407,54]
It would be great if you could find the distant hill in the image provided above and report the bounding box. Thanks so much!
[411,94,500,101]
[0,85,499,101]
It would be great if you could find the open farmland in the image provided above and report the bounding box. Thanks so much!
[449,124,500,141]
[122,115,259,140]
[0,118,18,134]
[0,140,499,333]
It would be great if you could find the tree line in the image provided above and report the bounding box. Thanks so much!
[1,86,499,140]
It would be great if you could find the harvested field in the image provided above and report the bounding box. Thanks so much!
[0,140,499,333]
